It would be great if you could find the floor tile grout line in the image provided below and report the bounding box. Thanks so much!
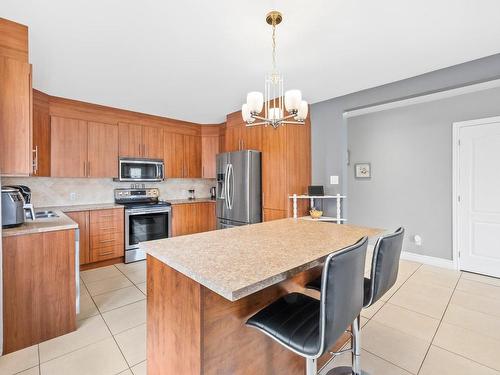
[112,265,146,295]
[361,347,419,374]
[415,267,462,375]
[431,342,500,373]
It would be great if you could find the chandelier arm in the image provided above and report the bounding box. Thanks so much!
[246,121,270,127]
[280,120,305,125]
[251,115,270,121]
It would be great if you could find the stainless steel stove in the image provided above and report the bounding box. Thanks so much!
[114,188,171,263]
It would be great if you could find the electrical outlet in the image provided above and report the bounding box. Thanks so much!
[69,192,77,201]
[414,235,422,246]
[330,176,339,185]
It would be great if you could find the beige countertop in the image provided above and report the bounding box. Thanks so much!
[142,219,382,301]
[43,203,124,212]
[166,198,215,205]
[2,209,78,237]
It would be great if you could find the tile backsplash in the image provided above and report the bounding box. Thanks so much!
[2,177,216,207]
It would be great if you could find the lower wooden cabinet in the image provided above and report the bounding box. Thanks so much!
[2,229,77,353]
[263,208,287,222]
[67,207,124,267]
[172,202,216,236]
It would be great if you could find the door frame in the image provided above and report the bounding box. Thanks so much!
[452,115,500,271]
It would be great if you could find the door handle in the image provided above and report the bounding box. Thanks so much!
[224,163,230,209]
[32,146,38,174]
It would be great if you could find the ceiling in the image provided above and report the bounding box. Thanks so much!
[3,0,500,123]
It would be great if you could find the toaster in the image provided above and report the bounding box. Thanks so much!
[1,187,25,228]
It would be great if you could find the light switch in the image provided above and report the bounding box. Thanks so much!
[330,176,339,185]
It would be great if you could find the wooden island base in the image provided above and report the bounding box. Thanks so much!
[147,256,350,375]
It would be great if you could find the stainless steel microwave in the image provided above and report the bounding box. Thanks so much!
[117,157,164,182]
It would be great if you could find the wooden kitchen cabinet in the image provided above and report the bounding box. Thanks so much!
[263,208,287,222]
[51,117,118,178]
[118,122,164,159]
[262,124,288,211]
[163,133,202,178]
[225,112,262,152]
[87,121,119,178]
[184,135,202,178]
[163,131,184,178]
[201,135,219,178]
[32,89,51,176]
[51,116,88,177]
[67,208,124,266]
[2,229,77,353]
[66,211,90,265]
[89,208,124,263]
[0,57,32,176]
[172,202,216,236]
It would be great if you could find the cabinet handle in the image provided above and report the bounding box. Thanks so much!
[83,161,86,177]
[87,161,91,177]
[32,146,38,174]
[202,166,205,178]
[143,144,146,157]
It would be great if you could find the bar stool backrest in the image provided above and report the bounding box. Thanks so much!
[317,236,368,357]
[365,227,405,307]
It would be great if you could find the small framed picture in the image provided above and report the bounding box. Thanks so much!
[355,163,371,179]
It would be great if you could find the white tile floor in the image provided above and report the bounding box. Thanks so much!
[1,255,500,375]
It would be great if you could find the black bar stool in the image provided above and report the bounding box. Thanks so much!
[306,227,405,374]
[246,237,368,375]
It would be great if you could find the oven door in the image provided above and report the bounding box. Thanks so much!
[125,208,171,262]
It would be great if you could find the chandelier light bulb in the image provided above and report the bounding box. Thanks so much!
[269,107,283,121]
[242,104,254,123]
[295,101,309,121]
[246,92,264,114]
[284,90,302,113]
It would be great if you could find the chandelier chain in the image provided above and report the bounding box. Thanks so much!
[272,23,277,72]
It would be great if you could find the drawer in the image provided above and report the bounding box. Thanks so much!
[90,208,123,225]
[90,243,123,262]
[90,232,123,249]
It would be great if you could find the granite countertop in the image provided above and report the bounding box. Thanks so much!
[142,219,382,301]
[2,209,78,238]
[166,198,216,205]
[43,203,124,212]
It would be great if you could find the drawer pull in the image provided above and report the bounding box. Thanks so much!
[99,227,117,231]
[98,239,116,244]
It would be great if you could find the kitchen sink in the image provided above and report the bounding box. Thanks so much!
[35,210,59,219]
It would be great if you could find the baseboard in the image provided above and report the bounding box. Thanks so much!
[401,251,455,270]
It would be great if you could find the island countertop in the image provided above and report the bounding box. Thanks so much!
[142,218,382,301]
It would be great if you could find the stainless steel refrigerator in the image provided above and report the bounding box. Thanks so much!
[216,150,262,228]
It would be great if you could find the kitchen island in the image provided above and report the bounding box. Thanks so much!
[142,218,382,375]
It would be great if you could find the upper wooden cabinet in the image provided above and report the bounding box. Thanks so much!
[51,116,118,178]
[118,123,164,159]
[0,17,29,62]
[32,90,51,176]
[0,57,32,176]
[88,122,119,178]
[163,133,201,178]
[201,136,219,178]
[225,112,262,152]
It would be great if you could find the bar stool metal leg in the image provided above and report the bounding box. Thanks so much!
[306,357,317,375]
[326,316,368,375]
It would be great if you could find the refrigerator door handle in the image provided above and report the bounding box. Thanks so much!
[229,163,235,210]
[224,163,230,209]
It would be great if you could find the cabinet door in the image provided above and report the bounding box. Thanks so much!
[118,123,142,158]
[171,204,193,236]
[201,136,219,178]
[263,208,287,222]
[184,135,202,178]
[262,125,287,210]
[51,116,88,177]
[224,126,241,152]
[88,122,118,178]
[3,230,76,353]
[0,57,31,175]
[66,211,90,265]
[32,90,51,176]
[242,125,262,151]
[197,203,216,232]
[143,126,164,159]
[164,132,184,178]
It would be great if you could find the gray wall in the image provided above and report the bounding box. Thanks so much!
[347,87,500,260]
[310,53,500,259]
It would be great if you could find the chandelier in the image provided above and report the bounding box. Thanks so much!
[241,11,308,129]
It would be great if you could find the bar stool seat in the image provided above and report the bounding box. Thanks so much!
[246,292,320,356]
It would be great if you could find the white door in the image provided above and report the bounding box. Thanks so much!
[458,119,500,277]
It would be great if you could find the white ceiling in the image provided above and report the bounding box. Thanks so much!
[3,0,500,123]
